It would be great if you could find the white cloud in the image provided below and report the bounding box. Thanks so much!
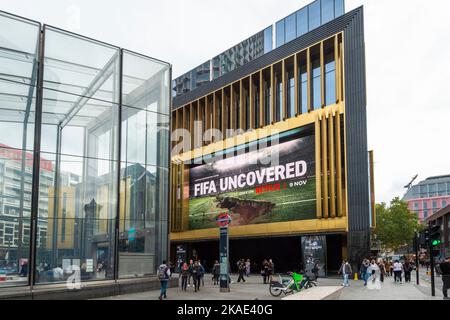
[1,0,449,203]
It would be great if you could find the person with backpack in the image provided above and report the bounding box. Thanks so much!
[157,260,171,300]
[192,260,204,292]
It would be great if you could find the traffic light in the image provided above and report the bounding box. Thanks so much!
[429,225,441,247]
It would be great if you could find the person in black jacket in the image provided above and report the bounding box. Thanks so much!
[439,257,450,300]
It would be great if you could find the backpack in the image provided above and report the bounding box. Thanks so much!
[158,264,168,280]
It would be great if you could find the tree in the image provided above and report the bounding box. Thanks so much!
[374,197,421,253]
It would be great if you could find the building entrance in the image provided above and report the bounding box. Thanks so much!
[171,234,344,275]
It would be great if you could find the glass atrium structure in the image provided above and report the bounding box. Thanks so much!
[0,11,171,288]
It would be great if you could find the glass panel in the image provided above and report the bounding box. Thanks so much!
[276,20,285,48]
[325,50,336,106]
[288,76,295,118]
[297,8,309,37]
[0,12,40,287]
[300,64,308,114]
[264,26,273,54]
[311,55,321,110]
[122,51,170,115]
[321,0,335,24]
[335,0,345,17]
[308,0,321,31]
[44,27,120,104]
[285,14,296,43]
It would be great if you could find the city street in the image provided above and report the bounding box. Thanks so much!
[96,273,442,300]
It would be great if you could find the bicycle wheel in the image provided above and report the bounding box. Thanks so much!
[269,284,283,297]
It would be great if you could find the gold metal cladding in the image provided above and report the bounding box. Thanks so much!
[170,217,347,242]
[294,53,299,116]
[282,59,287,120]
[260,70,265,126]
[335,109,343,217]
[270,65,275,124]
[315,114,322,219]
[249,75,254,130]
[306,47,311,113]
[329,108,336,218]
[320,41,325,108]
[321,110,329,219]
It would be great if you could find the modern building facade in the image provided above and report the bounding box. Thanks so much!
[0,10,171,296]
[403,175,450,221]
[170,0,374,275]
[424,204,450,259]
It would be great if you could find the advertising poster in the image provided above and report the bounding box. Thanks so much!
[301,235,327,278]
[188,128,316,230]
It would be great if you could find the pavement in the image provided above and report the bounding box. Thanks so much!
[95,273,444,300]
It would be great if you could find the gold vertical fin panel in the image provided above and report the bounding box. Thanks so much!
[240,79,245,130]
[212,93,217,133]
[320,41,325,108]
[329,109,336,218]
[321,110,329,218]
[249,75,254,130]
[270,65,275,124]
[230,85,235,132]
[260,71,265,126]
[221,88,226,135]
[306,48,311,113]
[334,35,340,104]
[335,109,343,217]
[294,53,299,116]
[315,115,322,219]
[282,60,287,120]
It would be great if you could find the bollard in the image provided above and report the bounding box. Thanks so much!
[354,273,359,281]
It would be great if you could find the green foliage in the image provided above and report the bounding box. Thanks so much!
[374,197,421,252]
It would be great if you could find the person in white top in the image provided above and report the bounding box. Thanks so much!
[366,260,381,290]
[393,260,403,284]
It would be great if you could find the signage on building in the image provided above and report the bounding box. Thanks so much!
[188,129,316,230]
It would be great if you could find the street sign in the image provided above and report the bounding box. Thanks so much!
[216,213,232,227]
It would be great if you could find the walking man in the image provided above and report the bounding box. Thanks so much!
[403,260,412,283]
[212,260,220,285]
[157,260,171,300]
[245,259,251,277]
[338,259,353,287]
[360,259,370,286]
[439,256,450,300]
[393,260,403,284]
[187,259,194,288]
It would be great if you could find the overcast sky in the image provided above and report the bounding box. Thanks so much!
[1,0,449,203]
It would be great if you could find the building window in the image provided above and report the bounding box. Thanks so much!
[311,53,321,110]
[254,85,260,128]
[335,0,345,17]
[324,48,336,106]
[429,184,437,197]
[414,202,419,210]
[264,79,271,125]
[321,0,335,24]
[276,77,283,122]
[264,26,273,54]
[423,210,428,219]
[297,7,308,37]
[308,0,321,31]
[285,13,296,43]
[276,20,285,48]
[442,200,447,208]
[423,202,428,210]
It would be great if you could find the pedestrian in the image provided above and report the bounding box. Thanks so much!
[187,259,194,288]
[403,260,412,283]
[312,261,320,280]
[192,261,203,292]
[199,261,205,287]
[212,260,220,285]
[366,260,381,290]
[338,259,353,287]
[237,259,246,283]
[262,259,268,284]
[393,260,403,284]
[245,259,251,277]
[389,260,394,276]
[267,259,274,283]
[180,263,188,291]
[359,259,370,286]
[157,260,171,300]
[378,260,386,283]
[437,256,450,300]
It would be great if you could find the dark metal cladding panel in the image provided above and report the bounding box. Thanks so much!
[173,7,364,110]
[343,7,370,268]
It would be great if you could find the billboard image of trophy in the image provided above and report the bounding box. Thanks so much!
[188,127,316,230]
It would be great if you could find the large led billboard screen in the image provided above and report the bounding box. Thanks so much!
[188,127,316,230]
